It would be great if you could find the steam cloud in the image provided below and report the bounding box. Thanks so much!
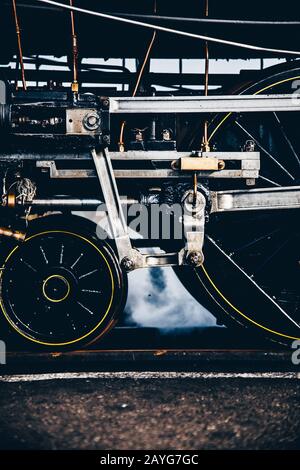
[77,211,216,329]
[125,267,216,329]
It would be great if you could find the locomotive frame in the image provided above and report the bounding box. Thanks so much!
[0,0,300,348]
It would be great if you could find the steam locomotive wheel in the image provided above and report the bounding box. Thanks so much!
[176,61,300,345]
[0,226,127,349]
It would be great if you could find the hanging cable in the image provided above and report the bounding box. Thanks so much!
[12,0,27,90]
[69,0,79,93]
[119,0,157,152]
[19,2,300,25]
[94,13,300,27]
[34,0,300,56]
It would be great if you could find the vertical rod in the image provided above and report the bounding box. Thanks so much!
[119,0,157,151]
[204,0,209,97]
[202,0,210,151]
[11,0,27,90]
[69,0,79,93]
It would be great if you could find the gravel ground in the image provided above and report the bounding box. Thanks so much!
[0,376,299,450]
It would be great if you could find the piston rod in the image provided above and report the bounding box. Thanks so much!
[21,197,138,209]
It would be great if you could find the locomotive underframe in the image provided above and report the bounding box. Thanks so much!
[1,93,300,270]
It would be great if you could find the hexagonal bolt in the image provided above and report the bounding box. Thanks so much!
[121,256,135,272]
[186,251,204,267]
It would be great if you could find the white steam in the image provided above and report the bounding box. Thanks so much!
[76,211,216,329]
[125,267,216,329]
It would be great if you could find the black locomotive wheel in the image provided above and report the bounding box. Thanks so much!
[176,61,300,345]
[0,217,127,349]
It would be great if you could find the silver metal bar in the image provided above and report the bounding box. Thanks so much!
[37,155,259,180]
[110,94,300,114]
[110,151,179,160]
[109,151,260,161]
[91,148,133,260]
[139,253,180,268]
[27,198,102,208]
[25,197,138,208]
[3,151,259,162]
[212,186,300,213]
[114,169,259,179]
[39,168,259,179]
[25,188,300,213]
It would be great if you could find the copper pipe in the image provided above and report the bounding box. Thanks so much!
[69,0,79,92]
[11,0,27,90]
[119,0,157,151]
[204,44,209,95]
[202,0,210,152]
[118,29,156,151]
[204,0,209,96]
[132,0,157,99]
[0,227,25,241]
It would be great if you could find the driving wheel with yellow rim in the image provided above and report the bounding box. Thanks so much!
[175,60,300,346]
[0,215,127,349]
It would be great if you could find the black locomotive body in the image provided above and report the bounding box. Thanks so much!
[0,0,299,349]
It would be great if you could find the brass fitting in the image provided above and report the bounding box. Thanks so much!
[0,227,26,241]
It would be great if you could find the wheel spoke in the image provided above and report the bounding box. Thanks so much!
[78,268,98,280]
[77,301,95,316]
[234,119,296,181]
[59,243,64,264]
[81,288,102,294]
[20,258,37,273]
[39,245,49,264]
[70,252,83,269]
[251,235,292,277]
[229,228,281,257]
[273,112,300,170]
[259,175,281,187]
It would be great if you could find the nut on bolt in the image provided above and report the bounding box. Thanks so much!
[83,112,101,131]
[121,257,135,272]
[186,251,204,267]
[102,134,110,144]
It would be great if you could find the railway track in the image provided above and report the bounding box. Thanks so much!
[2,327,298,375]
[1,327,299,451]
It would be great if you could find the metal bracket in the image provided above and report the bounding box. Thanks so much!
[91,148,134,263]
[66,108,102,135]
[91,148,178,270]
[36,151,260,182]
[180,190,206,267]
[90,148,204,270]
[36,160,95,178]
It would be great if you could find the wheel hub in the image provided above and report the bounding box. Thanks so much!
[42,274,71,303]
